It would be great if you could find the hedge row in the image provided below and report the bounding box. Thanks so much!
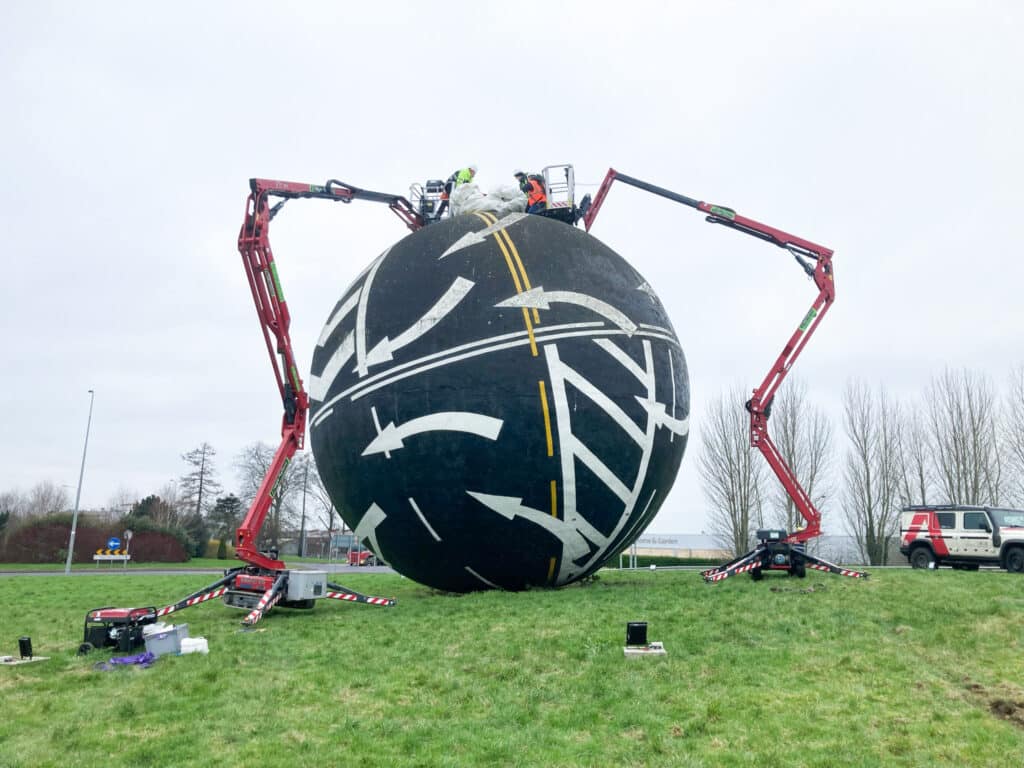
[1,514,188,563]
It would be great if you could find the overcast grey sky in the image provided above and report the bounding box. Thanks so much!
[3,1,1021,534]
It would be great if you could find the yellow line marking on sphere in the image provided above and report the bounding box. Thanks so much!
[550,479,558,518]
[496,226,540,325]
[547,556,557,583]
[475,212,537,356]
[538,380,554,456]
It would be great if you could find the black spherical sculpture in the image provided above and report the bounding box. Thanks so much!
[309,212,689,592]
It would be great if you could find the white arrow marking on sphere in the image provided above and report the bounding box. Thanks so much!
[361,412,504,456]
[592,338,647,384]
[309,331,354,402]
[354,503,387,557]
[635,397,690,436]
[668,349,677,442]
[408,498,442,542]
[464,566,502,589]
[466,491,592,563]
[496,287,638,337]
[368,406,391,459]
[440,213,529,258]
[636,281,660,304]
[317,289,361,348]
[355,254,387,377]
[363,277,476,367]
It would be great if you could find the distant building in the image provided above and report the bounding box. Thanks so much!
[630,533,729,560]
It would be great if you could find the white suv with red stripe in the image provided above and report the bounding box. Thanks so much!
[900,505,1024,572]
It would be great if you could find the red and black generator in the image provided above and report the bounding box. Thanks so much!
[83,606,157,652]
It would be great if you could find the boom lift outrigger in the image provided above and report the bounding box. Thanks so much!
[581,170,867,583]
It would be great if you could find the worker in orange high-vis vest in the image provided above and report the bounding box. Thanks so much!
[514,169,547,214]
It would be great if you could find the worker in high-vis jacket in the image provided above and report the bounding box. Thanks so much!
[451,165,477,188]
[438,164,478,217]
[514,169,547,214]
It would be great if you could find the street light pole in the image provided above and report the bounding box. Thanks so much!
[299,459,308,558]
[65,389,95,575]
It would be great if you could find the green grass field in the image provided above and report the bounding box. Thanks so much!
[1,568,1021,767]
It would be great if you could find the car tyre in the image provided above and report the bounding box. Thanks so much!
[910,547,936,570]
[1005,546,1024,573]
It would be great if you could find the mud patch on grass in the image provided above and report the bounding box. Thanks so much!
[962,676,1024,730]
[989,699,1024,728]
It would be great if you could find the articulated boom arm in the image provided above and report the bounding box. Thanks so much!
[585,169,835,543]
[234,178,424,570]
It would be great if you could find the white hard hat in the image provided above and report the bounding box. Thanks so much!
[513,168,525,176]
[468,164,478,173]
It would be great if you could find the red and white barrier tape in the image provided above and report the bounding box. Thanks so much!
[243,590,282,625]
[325,591,393,605]
[157,586,228,617]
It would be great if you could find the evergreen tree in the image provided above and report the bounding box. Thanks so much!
[129,494,177,524]
[180,510,210,559]
[208,494,244,542]
[180,443,222,518]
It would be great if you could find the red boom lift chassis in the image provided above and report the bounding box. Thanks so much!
[85,167,864,650]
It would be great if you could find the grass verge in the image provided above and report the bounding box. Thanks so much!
[0,569,1021,767]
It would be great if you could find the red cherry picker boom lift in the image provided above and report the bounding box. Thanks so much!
[83,179,429,652]
[580,169,868,583]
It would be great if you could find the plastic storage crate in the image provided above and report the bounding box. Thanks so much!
[144,623,189,657]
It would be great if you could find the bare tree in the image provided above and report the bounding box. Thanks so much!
[180,443,222,517]
[0,489,27,519]
[841,380,903,564]
[235,442,303,549]
[306,458,347,559]
[926,368,1003,505]
[1004,366,1024,506]
[307,458,341,532]
[896,406,933,506]
[699,386,766,556]
[768,378,834,534]
[0,489,26,536]
[136,480,184,528]
[25,481,70,518]
[106,486,139,518]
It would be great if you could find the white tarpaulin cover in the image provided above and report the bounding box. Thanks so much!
[450,183,527,217]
